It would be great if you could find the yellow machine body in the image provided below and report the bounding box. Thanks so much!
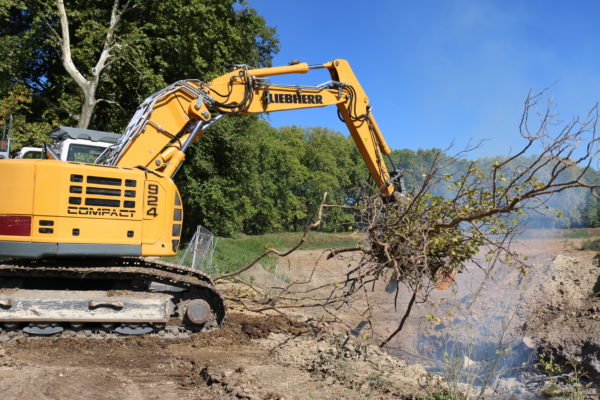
[0,159,182,257]
[0,59,397,260]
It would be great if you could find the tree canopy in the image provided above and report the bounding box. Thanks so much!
[0,0,278,144]
[177,123,370,237]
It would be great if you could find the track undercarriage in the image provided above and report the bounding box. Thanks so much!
[0,258,225,340]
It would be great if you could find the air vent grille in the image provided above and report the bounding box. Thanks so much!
[68,174,138,214]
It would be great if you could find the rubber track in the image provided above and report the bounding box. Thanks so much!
[0,257,226,330]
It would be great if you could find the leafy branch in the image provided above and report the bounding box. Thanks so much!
[346,89,600,346]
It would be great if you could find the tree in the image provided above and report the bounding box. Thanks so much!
[0,0,278,141]
[245,125,310,233]
[176,124,370,237]
[176,116,272,237]
[55,0,133,128]
[581,191,600,227]
[300,127,369,231]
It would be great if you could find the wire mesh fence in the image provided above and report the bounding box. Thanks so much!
[178,225,218,276]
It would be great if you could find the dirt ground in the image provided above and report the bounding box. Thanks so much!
[242,232,600,396]
[0,231,598,399]
[0,287,444,400]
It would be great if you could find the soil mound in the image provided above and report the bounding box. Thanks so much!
[523,253,600,382]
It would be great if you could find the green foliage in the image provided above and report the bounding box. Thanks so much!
[363,158,545,287]
[0,84,53,148]
[177,123,368,237]
[389,148,459,193]
[538,353,563,374]
[0,0,278,147]
[579,191,600,228]
[537,355,591,400]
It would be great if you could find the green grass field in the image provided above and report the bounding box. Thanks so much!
[165,231,361,276]
[175,227,600,277]
[213,231,360,275]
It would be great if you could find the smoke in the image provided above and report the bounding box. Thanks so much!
[381,233,567,398]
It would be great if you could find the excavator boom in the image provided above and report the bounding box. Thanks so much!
[97,59,397,195]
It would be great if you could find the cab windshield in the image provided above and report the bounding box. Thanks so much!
[67,144,106,163]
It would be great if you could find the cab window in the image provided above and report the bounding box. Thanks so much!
[67,144,106,163]
[22,151,42,159]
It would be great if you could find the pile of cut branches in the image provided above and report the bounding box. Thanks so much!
[343,90,600,345]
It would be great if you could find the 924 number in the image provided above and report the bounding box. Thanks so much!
[146,184,159,217]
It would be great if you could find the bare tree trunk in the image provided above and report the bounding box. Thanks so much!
[78,94,97,128]
[56,0,130,128]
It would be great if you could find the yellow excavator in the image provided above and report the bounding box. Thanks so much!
[0,59,399,337]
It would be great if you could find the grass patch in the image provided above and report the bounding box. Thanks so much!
[522,228,600,239]
[424,390,468,400]
[558,229,597,239]
[581,239,600,251]
[164,231,361,275]
[213,231,360,275]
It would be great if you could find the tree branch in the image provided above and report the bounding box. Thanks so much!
[380,283,420,347]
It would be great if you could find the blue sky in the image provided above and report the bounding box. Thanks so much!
[248,0,600,156]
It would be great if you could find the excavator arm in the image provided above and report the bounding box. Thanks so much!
[97,59,398,196]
